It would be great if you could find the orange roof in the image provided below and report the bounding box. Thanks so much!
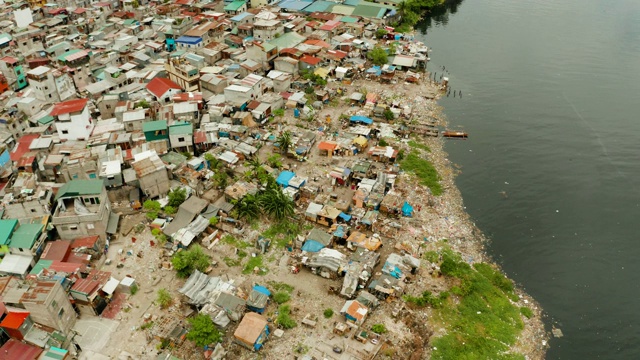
[300,55,321,66]
[146,77,181,98]
[304,39,331,49]
[10,134,39,162]
[0,312,29,330]
[318,141,338,151]
[50,98,88,116]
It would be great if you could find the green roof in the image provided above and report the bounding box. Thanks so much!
[0,219,18,245]
[9,223,43,250]
[340,16,359,23]
[267,32,306,51]
[224,0,246,11]
[123,19,138,25]
[55,180,104,201]
[169,122,193,135]
[37,115,55,125]
[56,49,83,62]
[30,259,53,275]
[143,120,168,133]
[351,3,388,18]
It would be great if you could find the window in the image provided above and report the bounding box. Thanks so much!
[178,137,185,142]
[48,94,52,98]
[51,300,58,309]
[87,223,95,230]
[105,105,111,109]
[69,225,78,230]
[30,208,36,213]
[58,308,64,319]
[61,130,68,134]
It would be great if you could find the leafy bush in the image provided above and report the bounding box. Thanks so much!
[273,108,285,117]
[157,288,172,309]
[520,306,533,319]
[273,292,291,304]
[151,228,161,236]
[171,245,211,278]
[276,305,297,329]
[371,323,387,334]
[143,200,161,211]
[383,108,395,121]
[323,308,334,318]
[378,138,388,146]
[163,205,176,215]
[186,314,224,347]
[400,151,442,196]
[146,211,158,221]
[168,188,187,208]
[209,216,219,226]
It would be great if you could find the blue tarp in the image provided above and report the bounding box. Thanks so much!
[366,66,381,76]
[382,262,403,279]
[350,115,373,125]
[276,171,295,187]
[402,201,413,217]
[338,212,352,221]
[253,285,271,297]
[301,239,325,252]
[333,225,346,238]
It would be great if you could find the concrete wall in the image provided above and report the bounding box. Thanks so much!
[22,281,76,335]
[139,169,170,198]
[56,106,94,141]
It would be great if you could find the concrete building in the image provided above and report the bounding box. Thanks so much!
[246,42,278,70]
[50,98,94,141]
[20,280,76,335]
[252,19,284,42]
[26,66,75,103]
[168,121,193,153]
[146,77,183,104]
[131,150,170,198]
[0,56,28,91]
[165,57,200,92]
[51,179,113,241]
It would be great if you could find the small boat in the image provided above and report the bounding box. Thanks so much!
[442,131,468,139]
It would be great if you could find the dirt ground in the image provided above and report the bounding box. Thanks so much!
[80,76,547,360]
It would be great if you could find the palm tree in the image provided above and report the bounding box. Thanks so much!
[276,131,293,156]
[204,153,221,170]
[232,194,260,221]
[258,187,294,220]
[246,157,262,172]
[213,170,229,189]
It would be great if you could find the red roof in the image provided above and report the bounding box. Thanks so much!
[1,56,18,65]
[0,312,29,330]
[73,7,86,14]
[49,261,83,274]
[50,98,89,116]
[10,134,39,162]
[318,141,338,151]
[319,20,340,31]
[16,154,36,169]
[304,39,331,49]
[300,55,322,66]
[41,240,72,262]
[327,50,347,59]
[146,77,181,98]
[193,130,206,144]
[71,235,100,249]
[0,339,42,360]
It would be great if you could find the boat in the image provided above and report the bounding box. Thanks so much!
[442,131,468,139]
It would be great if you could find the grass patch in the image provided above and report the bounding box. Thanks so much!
[237,250,248,258]
[221,235,251,249]
[139,321,154,330]
[424,250,525,360]
[223,256,240,267]
[261,222,302,249]
[273,291,291,304]
[276,305,297,329]
[323,308,334,318]
[408,140,431,152]
[400,151,442,196]
[371,323,387,334]
[243,255,267,275]
[268,281,294,293]
[520,306,533,319]
[423,250,440,264]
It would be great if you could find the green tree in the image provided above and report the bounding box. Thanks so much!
[168,188,187,208]
[204,153,221,170]
[368,46,388,66]
[213,170,229,189]
[157,288,172,309]
[383,108,395,120]
[163,205,176,215]
[209,216,219,226]
[186,314,224,347]
[135,99,150,109]
[143,200,161,211]
[276,131,293,156]
[276,305,297,329]
[232,193,260,221]
[371,323,387,334]
[171,245,211,278]
[375,29,388,39]
[267,154,282,168]
[379,138,389,146]
[258,187,294,220]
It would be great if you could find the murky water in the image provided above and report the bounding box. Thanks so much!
[416,0,640,358]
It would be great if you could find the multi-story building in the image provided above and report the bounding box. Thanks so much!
[26,66,75,103]
[51,179,112,241]
[50,98,94,141]
[20,280,77,335]
[165,57,200,92]
[253,19,284,42]
[0,56,28,91]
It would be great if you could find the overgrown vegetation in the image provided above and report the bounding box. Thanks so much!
[221,235,250,249]
[261,221,302,248]
[273,291,291,304]
[415,249,526,360]
[268,281,294,293]
[157,288,172,309]
[143,200,161,220]
[395,0,445,33]
[520,306,533,319]
[243,255,266,275]
[371,323,387,334]
[276,305,297,329]
[368,46,388,66]
[400,151,442,196]
[168,187,187,208]
[186,314,224,347]
[171,245,211,278]
[408,140,431,152]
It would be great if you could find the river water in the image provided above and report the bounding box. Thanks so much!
[415,0,640,358]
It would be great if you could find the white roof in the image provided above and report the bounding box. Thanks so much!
[102,277,120,295]
[218,151,239,164]
[122,109,146,122]
[101,160,122,176]
[173,102,198,114]
[0,254,33,275]
[27,66,50,76]
[225,85,251,93]
[306,202,323,215]
[29,137,52,150]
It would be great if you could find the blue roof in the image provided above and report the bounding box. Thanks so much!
[366,66,382,76]
[301,239,325,252]
[402,201,414,217]
[253,285,271,297]
[278,0,313,11]
[350,115,373,125]
[276,171,295,187]
[338,212,352,221]
[231,12,253,22]
[176,36,202,45]
[333,225,346,238]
